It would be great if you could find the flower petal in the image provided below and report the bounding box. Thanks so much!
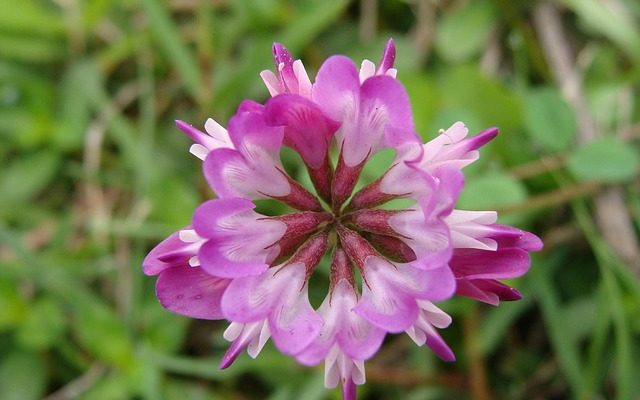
[143,229,194,275]
[193,199,285,278]
[359,75,418,150]
[355,259,420,332]
[156,266,230,320]
[265,94,339,169]
[269,281,323,355]
[451,248,530,280]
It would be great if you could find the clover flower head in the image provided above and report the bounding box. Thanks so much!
[144,39,542,400]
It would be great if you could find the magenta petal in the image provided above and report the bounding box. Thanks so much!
[156,266,230,320]
[175,120,217,149]
[272,43,298,93]
[219,337,245,369]
[427,166,464,217]
[193,198,255,237]
[406,264,457,301]
[221,274,273,323]
[265,94,339,169]
[359,75,418,149]
[143,229,190,275]
[473,280,522,301]
[342,378,357,400]
[269,290,323,355]
[204,147,290,199]
[463,127,498,151]
[377,38,396,74]
[451,248,530,280]
[203,148,245,198]
[356,288,418,333]
[198,240,268,278]
[425,330,456,362]
[312,55,361,121]
[355,261,420,332]
[455,280,500,305]
[488,225,544,251]
[227,106,283,152]
[338,316,386,361]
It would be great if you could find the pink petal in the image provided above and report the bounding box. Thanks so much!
[269,283,323,355]
[312,55,361,122]
[359,75,418,150]
[156,266,230,320]
[193,199,285,278]
[376,38,396,75]
[355,260,420,332]
[203,147,290,199]
[425,328,456,362]
[488,225,544,251]
[143,229,191,275]
[265,94,339,169]
[450,248,530,280]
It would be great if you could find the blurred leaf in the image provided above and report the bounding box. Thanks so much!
[148,177,200,227]
[435,0,496,62]
[279,0,351,52]
[0,278,28,329]
[439,65,523,132]
[523,87,576,152]
[478,297,532,355]
[16,296,66,350]
[567,137,639,183]
[142,299,189,352]
[0,34,66,63]
[0,152,59,207]
[529,255,587,398]
[0,0,65,36]
[72,295,134,367]
[561,0,640,64]
[0,351,47,400]
[53,62,94,150]
[78,373,131,400]
[458,172,528,210]
[139,0,201,98]
[565,297,597,341]
[402,73,439,136]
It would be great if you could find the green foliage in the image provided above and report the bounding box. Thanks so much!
[523,87,577,152]
[1,0,639,399]
[435,0,496,62]
[568,137,640,183]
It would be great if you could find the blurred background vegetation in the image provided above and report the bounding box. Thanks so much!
[1,0,640,399]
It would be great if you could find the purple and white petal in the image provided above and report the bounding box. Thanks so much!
[193,198,286,278]
[156,265,230,320]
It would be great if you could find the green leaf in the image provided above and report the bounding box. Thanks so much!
[0,0,66,36]
[402,72,439,136]
[523,87,576,152]
[458,172,528,210]
[560,0,640,64]
[0,278,28,329]
[72,296,134,367]
[438,65,523,132]
[53,62,94,150]
[0,152,59,206]
[568,137,639,182]
[148,177,200,227]
[0,34,66,63]
[139,0,201,98]
[435,1,496,62]
[0,351,47,400]
[16,296,66,350]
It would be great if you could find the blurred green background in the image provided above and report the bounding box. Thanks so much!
[1,0,640,399]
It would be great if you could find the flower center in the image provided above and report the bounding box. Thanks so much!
[266,148,416,293]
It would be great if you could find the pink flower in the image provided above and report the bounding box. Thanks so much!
[143,40,542,400]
